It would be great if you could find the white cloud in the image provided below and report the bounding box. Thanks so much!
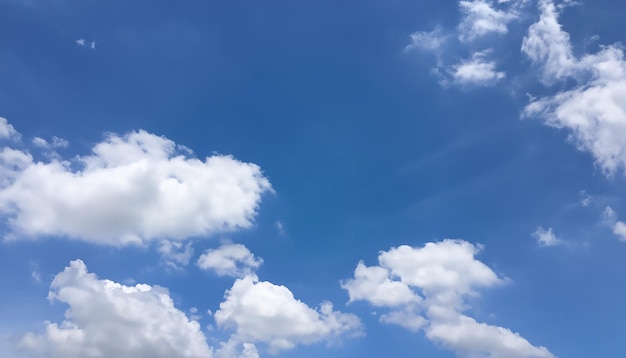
[0,122,272,245]
[406,1,525,87]
[459,0,519,42]
[159,240,194,269]
[521,0,578,83]
[451,50,506,85]
[341,261,420,307]
[197,243,263,278]
[614,221,626,241]
[0,117,18,140]
[522,0,626,176]
[579,190,591,206]
[603,207,626,241]
[406,27,449,52]
[602,206,617,223]
[342,239,554,357]
[32,136,69,150]
[18,260,214,358]
[215,274,362,354]
[426,315,552,358]
[532,227,563,247]
[76,39,95,50]
[214,340,259,358]
[275,220,285,236]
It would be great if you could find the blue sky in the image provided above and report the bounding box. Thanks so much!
[1,0,626,357]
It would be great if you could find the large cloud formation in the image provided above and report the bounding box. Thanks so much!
[523,0,626,176]
[0,120,272,245]
[342,239,554,358]
[19,260,214,358]
[18,256,361,358]
[215,274,362,354]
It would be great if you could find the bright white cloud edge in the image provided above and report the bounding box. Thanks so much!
[17,258,362,358]
[18,260,215,358]
[0,120,272,246]
[197,243,263,278]
[215,274,362,354]
[522,0,626,177]
[342,239,554,358]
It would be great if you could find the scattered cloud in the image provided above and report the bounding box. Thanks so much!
[614,221,626,241]
[603,207,626,241]
[30,262,42,283]
[0,120,272,245]
[275,220,285,236]
[521,0,578,83]
[522,0,626,176]
[451,50,506,86]
[406,27,449,52]
[215,274,362,354]
[158,240,194,269]
[32,136,69,150]
[19,260,214,358]
[579,190,591,207]
[458,0,519,42]
[532,227,563,247]
[215,340,259,358]
[197,243,263,278]
[407,0,522,87]
[342,239,554,357]
[0,117,18,140]
[76,38,96,50]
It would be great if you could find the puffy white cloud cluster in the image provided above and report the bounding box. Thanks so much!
[0,122,272,245]
[523,0,626,176]
[215,274,362,354]
[452,50,506,86]
[197,243,263,278]
[458,0,520,42]
[19,260,214,358]
[342,239,554,357]
[197,243,362,354]
[19,255,362,358]
[407,0,525,86]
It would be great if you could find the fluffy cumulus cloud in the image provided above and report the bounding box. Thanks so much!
[197,243,263,277]
[522,0,626,176]
[215,274,362,354]
[407,1,523,87]
[342,239,554,358]
[0,121,272,245]
[532,227,563,247]
[18,260,214,358]
[458,0,520,42]
[451,50,506,85]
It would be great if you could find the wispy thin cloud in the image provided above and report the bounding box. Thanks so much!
[76,38,96,50]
